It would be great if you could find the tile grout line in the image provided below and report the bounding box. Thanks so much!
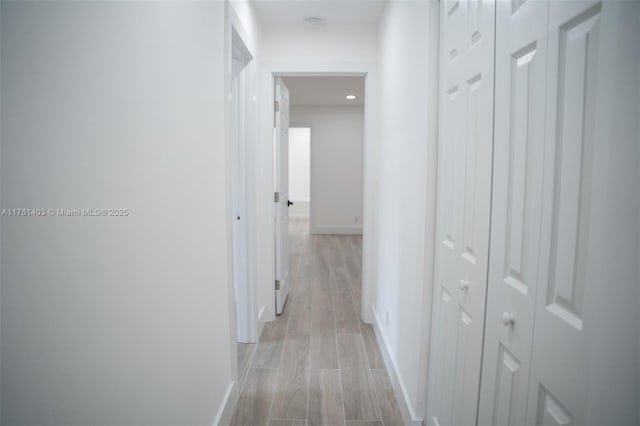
[238,343,258,396]
[304,233,315,426]
[266,233,302,426]
[329,262,348,426]
[273,218,312,425]
[343,235,385,426]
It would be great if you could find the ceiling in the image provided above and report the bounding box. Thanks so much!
[282,76,365,107]
[251,0,387,27]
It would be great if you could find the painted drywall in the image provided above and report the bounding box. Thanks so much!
[1,2,235,424]
[256,21,380,324]
[262,23,378,64]
[373,0,439,422]
[289,127,311,218]
[291,106,364,234]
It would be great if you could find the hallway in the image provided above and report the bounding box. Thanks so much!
[232,219,404,425]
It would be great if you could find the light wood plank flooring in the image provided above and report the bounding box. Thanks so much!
[232,218,404,426]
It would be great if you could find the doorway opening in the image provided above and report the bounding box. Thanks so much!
[231,28,254,344]
[273,75,366,317]
[288,127,311,219]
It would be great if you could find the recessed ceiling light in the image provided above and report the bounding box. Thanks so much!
[346,94,357,100]
[304,16,324,27]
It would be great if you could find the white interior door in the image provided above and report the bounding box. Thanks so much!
[479,2,640,425]
[525,2,636,424]
[477,1,549,423]
[274,77,290,315]
[426,1,495,425]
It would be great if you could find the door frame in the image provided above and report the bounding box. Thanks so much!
[231,28,255,343]
[259,63,378,325]
[225,6,260,357]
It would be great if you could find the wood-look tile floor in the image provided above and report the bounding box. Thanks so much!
[232,218,404,426]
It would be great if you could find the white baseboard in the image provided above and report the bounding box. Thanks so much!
[311,225,363,235]
[256,305,267,342]
[212,381,238,426]
[258,305,266,322]
[256,319,265,342]
[372,307,423,426]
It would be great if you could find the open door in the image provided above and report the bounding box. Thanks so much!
[274,77,290,315]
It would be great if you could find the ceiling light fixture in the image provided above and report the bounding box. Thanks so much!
[304,16,324,27]
[346,94,357,100]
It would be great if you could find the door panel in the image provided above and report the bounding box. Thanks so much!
[442,84,459,249]
[462,72,481,264]
[535,386,574,426]
[451,308,477,426]
[274,77,290,315]
[478,1,549,424]
[526,2,602,424]
[542,3,600,333]
[427,0,495,424]
[492,344,522,426]
[430,287,457,424]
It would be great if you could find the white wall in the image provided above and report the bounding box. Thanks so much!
[291,107,364,234]
[262,24,378,64]
[1,2,235,424]
[256,23,379,323]
[289,128,311,218]
[372,0,439,423]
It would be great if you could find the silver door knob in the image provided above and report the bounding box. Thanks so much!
[459,279,469,291]
[502,312,515,327]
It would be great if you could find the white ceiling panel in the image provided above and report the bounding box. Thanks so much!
[282,76,365,106]
[252,0,387,27]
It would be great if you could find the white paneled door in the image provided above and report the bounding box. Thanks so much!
[426,0,495,425]
[479,1,640,425]
[274,77,290,315]
[527,2,622,424]
[477,0,549,423]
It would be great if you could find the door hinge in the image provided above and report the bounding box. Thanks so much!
[274,192,280,203]
[274,100,280,112]
[275,280,280,290]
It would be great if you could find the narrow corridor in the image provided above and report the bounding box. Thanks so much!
[232,218,404,425]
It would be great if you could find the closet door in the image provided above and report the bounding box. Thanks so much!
[479,1,640,425]
[426,0,495,424]
[477,1,549,424]
[525,2,638,424]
